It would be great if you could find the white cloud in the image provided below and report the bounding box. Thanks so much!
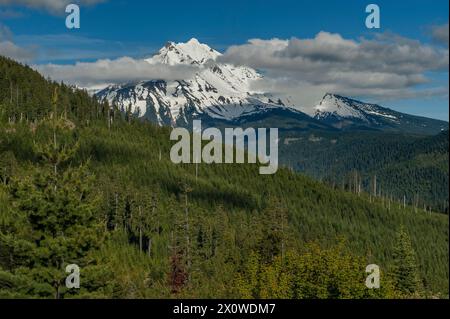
[0,0,106,13]
[220,31,449,107]
[431,23,449,47]
[34,57,200,88]
[0,40,35,61]
[251,76,448,114]
[0,23,35,61]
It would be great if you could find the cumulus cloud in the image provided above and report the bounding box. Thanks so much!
[0,23,35,61]
[250,76,448,114]
[0,0,106,13]
[0,41,35,61]
[431,23,449,47]
[220,31,449,107]
[34,57,200,88]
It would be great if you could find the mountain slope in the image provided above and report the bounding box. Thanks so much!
[312,93,448,135]
[2,116,448,296]
[0,55,104,123]
[279,129,449,212]
[0,55,448,297]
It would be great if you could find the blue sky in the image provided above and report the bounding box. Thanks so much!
[0,0,448,120]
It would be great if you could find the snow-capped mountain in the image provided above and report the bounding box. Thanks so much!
[145,38,220,66]
[96,38,295,126]
[313,93,399,126]
[95,39,447,135]
[311,93,448,134]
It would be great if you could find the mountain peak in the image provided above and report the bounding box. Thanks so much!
[146,38,221,66]
[322,93,345,100]
[314,93,403,126]
[186,37,201,45]
[314,93,368,120]
[163,41,176,49]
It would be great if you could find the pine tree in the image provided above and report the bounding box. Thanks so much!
[258,197,289,264]
[0,151,17,185]
[4,97,105,298]
[391,226,422,297]
[168,205,188,294]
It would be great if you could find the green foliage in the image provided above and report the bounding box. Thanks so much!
[0,116,106,298]
[0,55,448,298]
[0,56,108,123]
[391,227,423,297]
[257,197,289,264]
[236,242,400,299]
[279,130,449,213]
[0,150,17,185]
[2,119,448,298]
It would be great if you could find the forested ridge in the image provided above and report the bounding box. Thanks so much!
[279,129,449,213]
[0,55,448,298]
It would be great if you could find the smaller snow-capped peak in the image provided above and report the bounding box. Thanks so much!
[314,93,367,120]
[146,38,221,66]
[312,93,401,128]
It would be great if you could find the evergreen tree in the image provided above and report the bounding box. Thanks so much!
[2,101,105,298]
[0,151,17,185]
[391,226,422,297]
[168,206,188,294]
[258,197,289,263]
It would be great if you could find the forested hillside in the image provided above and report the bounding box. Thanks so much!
[0,56,107,123]
[279,130,449,213]
[0,55,448,298]
[195,106,449,214]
